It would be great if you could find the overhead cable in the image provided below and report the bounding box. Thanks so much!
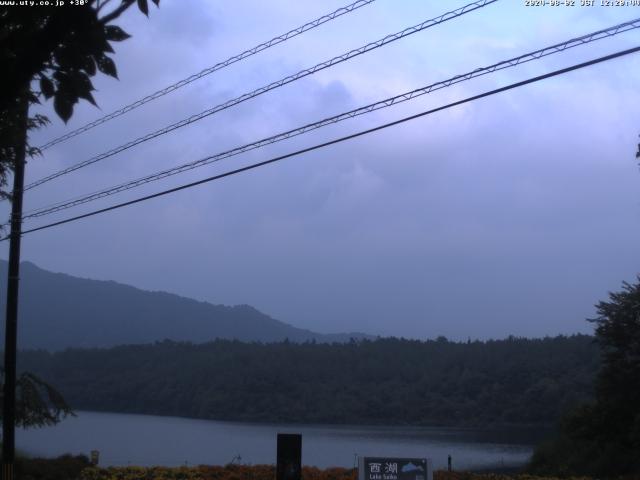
[8,45,638,240]
[36,0,378,151]
[24,0,498,191]
[21,18,640,220]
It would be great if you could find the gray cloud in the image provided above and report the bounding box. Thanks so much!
[3,0,639,340]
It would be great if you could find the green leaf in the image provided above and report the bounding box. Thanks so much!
[53,92,75,123]
[52,70,68,83]
[137,0,149,16]
[97,55,118,79]
[75,86,97,106]
[83,55,96,76]
[104,25,131,42]
[70,71,97,106]
[102,39,115,54]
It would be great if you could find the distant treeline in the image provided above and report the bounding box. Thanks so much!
[18,335,599,427]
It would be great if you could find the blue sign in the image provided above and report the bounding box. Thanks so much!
[358,457,431,480]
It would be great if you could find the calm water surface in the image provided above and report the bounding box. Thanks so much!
[17,411,548,470]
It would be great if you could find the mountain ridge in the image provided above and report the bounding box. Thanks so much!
[0,260,372,350]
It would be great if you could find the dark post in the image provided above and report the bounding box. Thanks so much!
[2,96,28,480]
[447,455,452,472]
[276,433,302,480]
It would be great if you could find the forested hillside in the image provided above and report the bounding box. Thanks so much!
[19,335,599,426]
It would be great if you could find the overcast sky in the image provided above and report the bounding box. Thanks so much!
[2,0,640,340]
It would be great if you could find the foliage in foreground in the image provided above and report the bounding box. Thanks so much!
[74,465,610,480]
[0,0,159,198]
[0,367,73,428]
[13,458,639,480]
[14,454,90,480]
[529,279,640,478]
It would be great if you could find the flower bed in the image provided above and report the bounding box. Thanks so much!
[76,465,598,480]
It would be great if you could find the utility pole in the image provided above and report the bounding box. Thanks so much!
[2,96,28,480]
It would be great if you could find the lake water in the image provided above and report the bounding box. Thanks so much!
[16,411,549,470]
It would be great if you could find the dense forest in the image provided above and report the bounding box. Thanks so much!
[18,335,598,427]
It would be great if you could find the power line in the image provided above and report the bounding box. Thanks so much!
[20,18,640,220]
[36,0,378,151]
[8,45,638,240]
[24,0,498,192]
